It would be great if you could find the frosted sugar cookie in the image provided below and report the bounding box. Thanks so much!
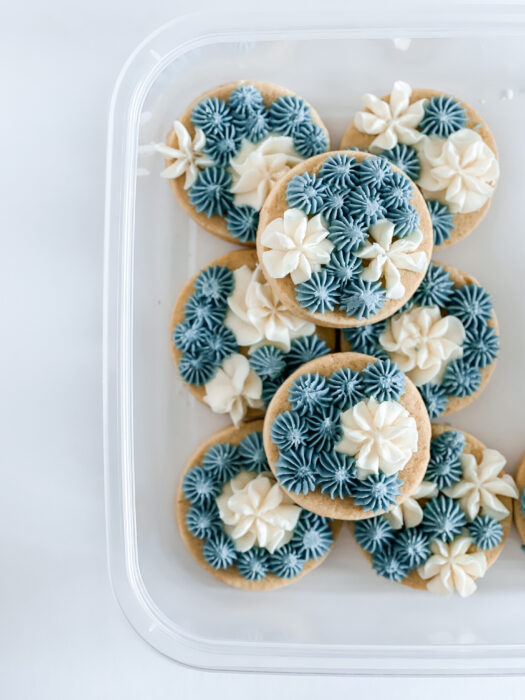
[341,81,499,248]
[176,421,341,590]
[352,425,518,597]
[170,249,336,425]
[342,261,499,418]
[156,81,329,246]
[263,352,431,520]
[256,150,432,328]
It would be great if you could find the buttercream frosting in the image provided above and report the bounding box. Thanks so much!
[418,536,487,597]
[225,265,314,353]
[379,306,465,385]
[336,396,418,479]
[216,470,301,553]
[384,479,438,529]
[261,209,334,284]
[356,221,428,300]
[203,353,264,425]
[354,81,427,153]
[417,129,499,214]
[443,449,519,521]
[229,136,302,211]
[156,120,214,188]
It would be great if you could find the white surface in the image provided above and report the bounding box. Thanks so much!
[2,0,525,697]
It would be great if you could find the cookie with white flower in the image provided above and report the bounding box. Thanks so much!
[176,420,341,590]
[170,250,336,425]
[262,352,431,520]
[256,150,433,328]
[340,81,499,248]
[352,425,518,597]
[342,261,499,418]
[513,456,525,550]
[156,81,329,246]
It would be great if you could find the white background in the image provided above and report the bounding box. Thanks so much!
[2,0,525,697]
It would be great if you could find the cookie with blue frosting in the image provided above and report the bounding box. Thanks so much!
[176,420,341,590]
[513,456,525,550]
[262,351,431,520]
[341,81,499,248]
[256,150,433,328]
[341,261,499,418]
[352,425,518,597]
[170,249,336,425]
[156,81,330,246]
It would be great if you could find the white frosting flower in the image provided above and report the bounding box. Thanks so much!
[229,136,302,211]
[261,209,334,285]
[354,81,427,153]
[225,265,314,353]
[384,480,438,529]
[216,470,301,553]
[203,354,263,426]
[443,449,519,521]
[417,129,499,214]
[155,120,213,189]
[355,221,428,300]
[418,536,487,597]
[379,306,465,386]
[335,396,418,479]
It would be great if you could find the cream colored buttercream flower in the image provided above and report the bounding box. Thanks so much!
[229,136,302,211]
[155,120,213,188]
[417,129,499,214]
[203,354,263,426]
[356,221,428,300]
[418,536,487,597]
[217,470,301,553]
[224,265,314,352]
[261,209,333,285]
[335,396,418,479]
[443,449,518,521]
[353,80,427,152]
[379,306,465,386]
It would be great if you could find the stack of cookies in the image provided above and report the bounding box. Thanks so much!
[159,80,520,596]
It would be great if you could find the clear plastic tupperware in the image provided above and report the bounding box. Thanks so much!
[104,6,525,674]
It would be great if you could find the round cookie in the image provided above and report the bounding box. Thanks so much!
[340,82,499,249]
[342,261,499,419]
[176,420,342,590]
[256,150,433,329]
[158,81,330,246]
[513,456,525,548]
[352,425,518,596]
[263,352,431,520]
[170,249,336,425]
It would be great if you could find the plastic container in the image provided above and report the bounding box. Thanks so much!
[104,7,525,674]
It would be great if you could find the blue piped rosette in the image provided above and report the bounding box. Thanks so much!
[352,427,512,594]
[177,421,339,589]
[173,82,329,244]
[343,261,499,419]
[513,457,525,552]
[263,352,431,520]
[171,250,335,415]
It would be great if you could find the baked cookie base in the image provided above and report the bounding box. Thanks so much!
[256,150,433,328]
[263,352,431,520]
[170,249,337,419]
[339,88,498,249]
[165,80,330,247]
[340,260,499,417]
[352,424,512,591]
[175,420,342,590]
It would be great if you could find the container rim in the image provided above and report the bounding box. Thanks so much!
[103,5,525,674]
